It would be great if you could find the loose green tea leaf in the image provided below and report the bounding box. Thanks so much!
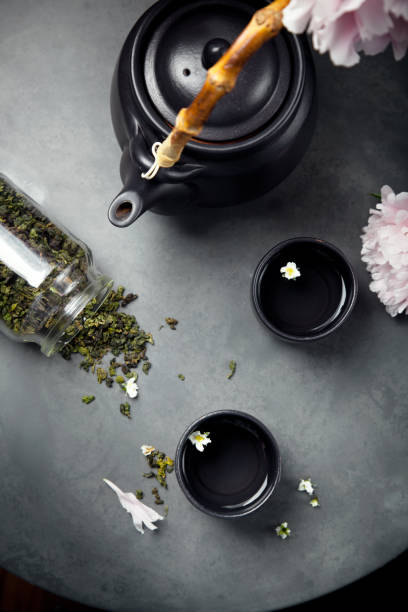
[152,486,164,505]
[120,292,138,307]
[165,317,178,330]
[227,360,237,379]
[178,374,185,381]
[135,489,144,500]
[81,395,95,404]
[120,402,131,419]
[142,362,151,375]
[96,368,107,384]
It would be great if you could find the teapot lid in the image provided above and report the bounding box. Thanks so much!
[141,0,292,142]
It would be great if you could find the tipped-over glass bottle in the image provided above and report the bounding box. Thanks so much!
[0,174,112,356]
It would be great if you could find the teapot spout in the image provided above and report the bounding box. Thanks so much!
[108,187,147,227]
[108,173,200,227]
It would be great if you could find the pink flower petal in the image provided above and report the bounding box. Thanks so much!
[317,13,361,66]
[283,0,408,66]
[282,0,316,34]
[385,0,408,21]
[355,0,393,40]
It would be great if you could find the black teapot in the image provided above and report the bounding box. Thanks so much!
[108,0,317,227]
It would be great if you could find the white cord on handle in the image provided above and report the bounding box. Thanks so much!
[141,142,162,180]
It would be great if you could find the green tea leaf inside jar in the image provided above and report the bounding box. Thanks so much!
[0,174,112,356]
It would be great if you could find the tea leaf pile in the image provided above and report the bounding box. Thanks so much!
[142,449,174,488]
[138,449,174,511]
[60,285,153,415]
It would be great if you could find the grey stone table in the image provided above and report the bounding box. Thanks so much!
[0,1,407,611]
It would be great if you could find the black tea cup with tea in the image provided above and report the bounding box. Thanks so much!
[251,237,358,342]
[175,410,281,519]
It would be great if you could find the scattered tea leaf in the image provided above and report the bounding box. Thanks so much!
[81,395,95,404]
[227,360,237,379]
[135,489,144,500]
[120,402,131,419]
[152,486,164,505]
[143,449,174,489]
[165,317,178,330]
[96,368,107,384]
[142,361,151,375]
[120,292,138,307]
[178,373,185,381]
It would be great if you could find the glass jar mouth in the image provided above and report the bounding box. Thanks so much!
[41,273,113,357]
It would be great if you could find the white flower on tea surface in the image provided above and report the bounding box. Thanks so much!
[298,478,315,495]
[280,261,301,280]
[310,497,320,508]
[188,431,211,452]
[103,478,164,534]
[141,445,155,456]
[276,522,291,540]
[125,377,139,398]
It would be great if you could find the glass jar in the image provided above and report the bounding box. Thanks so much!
[0,173,112,356]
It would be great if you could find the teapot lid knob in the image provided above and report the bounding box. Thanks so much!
[202,38,231,70]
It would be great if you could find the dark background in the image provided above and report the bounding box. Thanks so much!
[1,549,407,611]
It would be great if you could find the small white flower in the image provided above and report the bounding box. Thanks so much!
[275,522,291,539]
[298,478,314,495]
[103,478,163,534]
[125,377,139,398]
[141,445,155,456]
[188,431,211,452]
[310,497,320,508]
[280,261,301,280]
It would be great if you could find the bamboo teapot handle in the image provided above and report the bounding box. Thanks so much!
[142,0,291,179]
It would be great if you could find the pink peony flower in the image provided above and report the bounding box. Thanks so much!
[283,0,408,66]
[361,186,408,317]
